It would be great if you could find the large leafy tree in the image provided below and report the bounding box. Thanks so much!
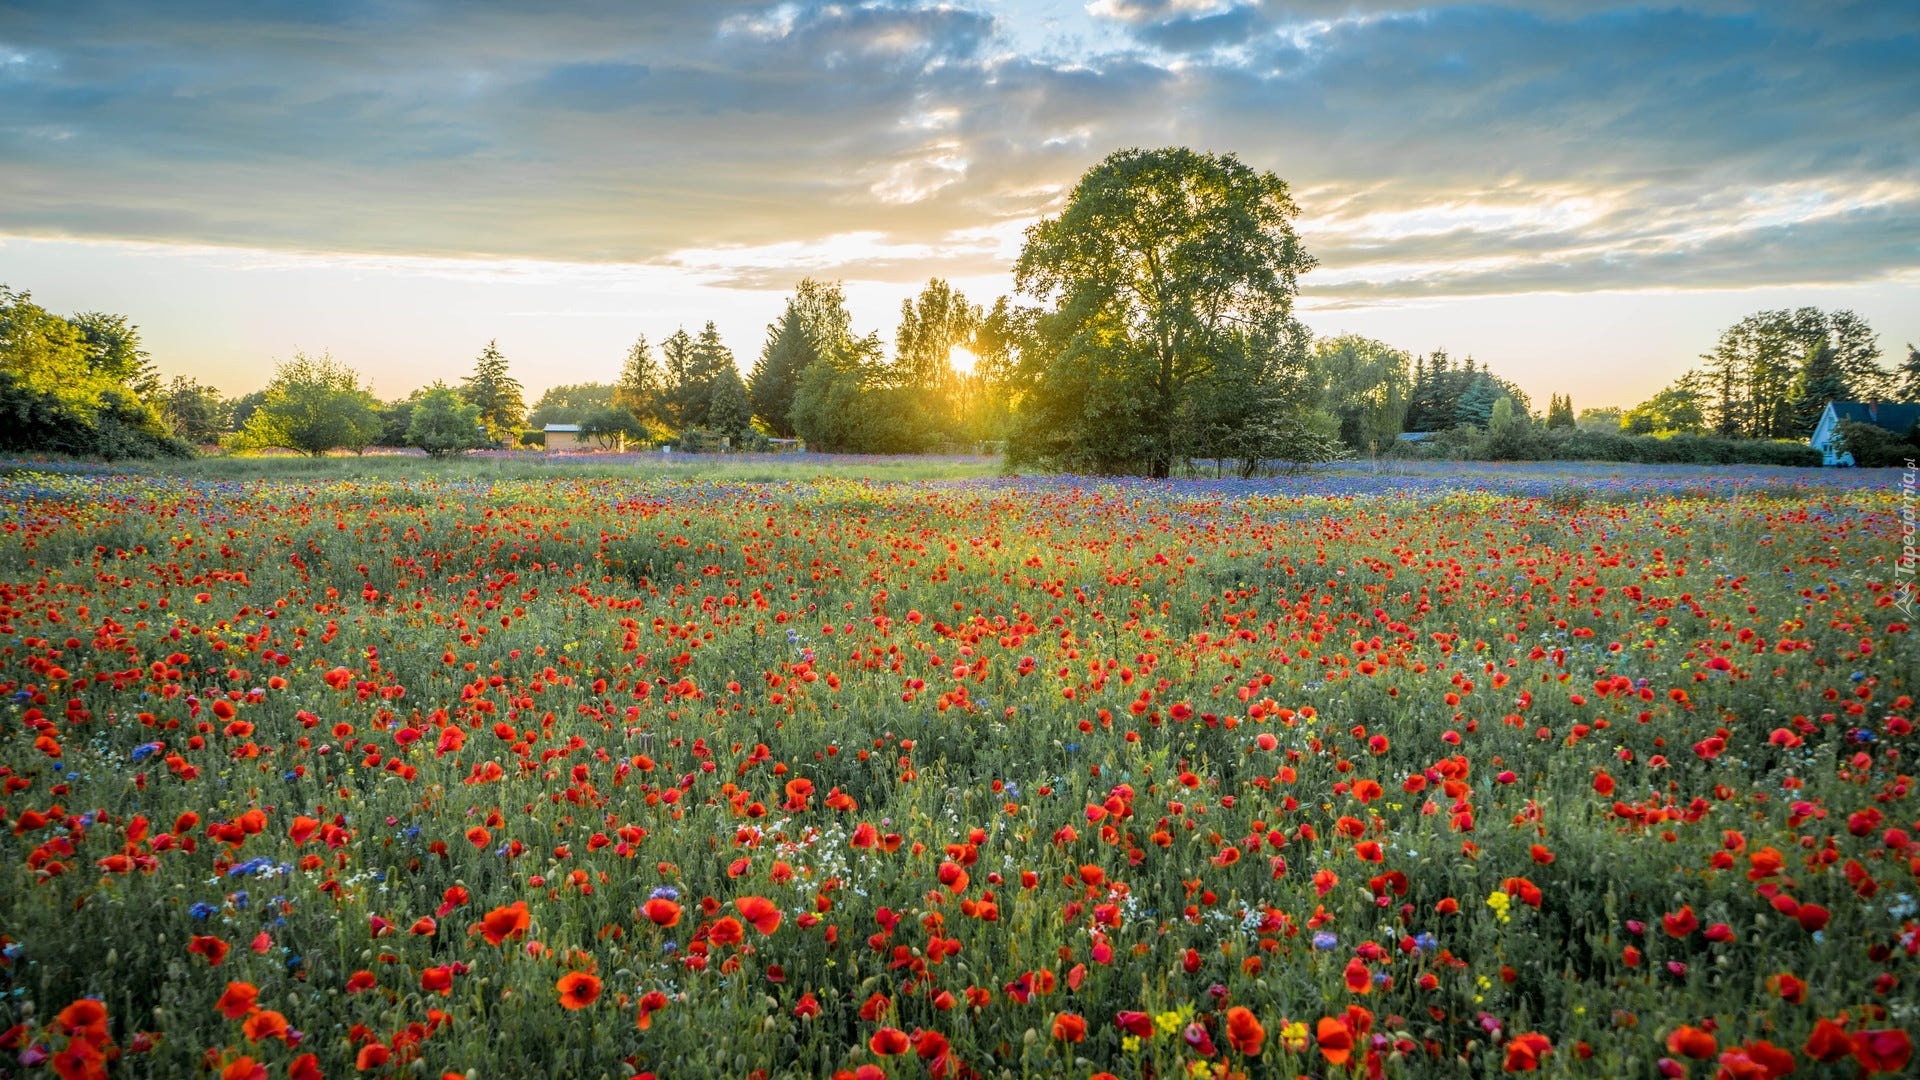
[708,362,752,442]
[1788,341,1848,436]
[0,286,185,458]
[71,311,159,398]
[1701,308,1890,438]
[660,322,738,433]
[232,351,381,456]
[160,376,228,444]
[1009,147,1315,476]
[1898,344,1920,403]
[528,382,617,429]
[406,382,487,457]
[1309,335,1411,451]
[894,278,981,445]
[1623,371,1708,435]
[613,335,663,432]
[461,340,525,444]
[750,280,853,437]
[659,328,699,430]
[789,332,924,452]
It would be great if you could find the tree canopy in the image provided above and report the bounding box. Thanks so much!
[406,382,488,457]
[232,351,381,456]
[462,341,526,444]
[1007,147,1315,476]
[0,286,187,459]
[750,280,854,437]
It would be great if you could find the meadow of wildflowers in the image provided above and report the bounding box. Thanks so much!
[0,463,1913,1079]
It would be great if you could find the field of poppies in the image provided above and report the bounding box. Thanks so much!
[1,461,1914,1079]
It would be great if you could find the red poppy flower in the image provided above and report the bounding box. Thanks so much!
[1667,1026,1716,1060]
[479,902,529,945]
[870,1027,911,1055]
[51,1039,106,1080]
[241,1009,289,1043]
[1805,1019,1854,1063]
[643,898,682,927]
[1225,1006,1265,1056]
[736,896,781,934]
[1661,905,1698,938]
[215,981,259,1020]
[1503,1032,1551,1072]
[1852,1029,1913,1075]
[188,935,231,967]
[1051,1012,1087,1043]
[557,971,602,1010]
[636,990,668,1030]
[1317,1017,1354,1066]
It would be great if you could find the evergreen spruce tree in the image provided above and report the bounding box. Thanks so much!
[461,340,525,444]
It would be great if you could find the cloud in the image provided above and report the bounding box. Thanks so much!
[0,0,1914,304]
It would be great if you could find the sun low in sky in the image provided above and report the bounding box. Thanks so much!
[1,0,1915,409]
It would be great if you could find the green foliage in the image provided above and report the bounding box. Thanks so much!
[1,285,94,397]
[789,332,929,452]
[226,389,267,431]
[749,280,853,437]
[1405,349,1527,433]
[962,296,1027,445]
[894,278,982,445]
[1700,308,1892,439]
[405,382,488,457]
[1624,372,1708,435]
[614,337,664,432]
[1397,423,1823,466]
[1835,419,1920,468]
[1008,147,1314,476]
[231,351,382,456]
[579,404,643,449]
[1575,405,1623,433]
[1545,393,1575,430]
[1308,334,1410,451]
[658,323,737,433]
[70,310,159,397]
[707,361,752,440]
[0,287,189,458]
[374,396,416,448]
[461,340,526,444]
[1899,343,1920,403]
[528,382,616,429]
[1789,341,1849,436]
[158,375,228,444]
[1478,395,1536,459]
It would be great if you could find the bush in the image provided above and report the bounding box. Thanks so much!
[406,383,489,458]
[1394,425,1822,467]
[1836,420,1920,468]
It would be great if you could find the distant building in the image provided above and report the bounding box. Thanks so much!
[543,423,584,452]
[1809,401,1920,466]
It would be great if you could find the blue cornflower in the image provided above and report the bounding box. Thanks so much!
[189,902,218,920]
[648,886,681,901]
[132,742,163,761]
[1311,932,1338,951]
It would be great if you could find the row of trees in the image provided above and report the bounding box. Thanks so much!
[0,287,191,459]
[12,148,1920,469]
[1623,309,1920,438]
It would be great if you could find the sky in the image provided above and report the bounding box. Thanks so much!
[2,0,1916,410]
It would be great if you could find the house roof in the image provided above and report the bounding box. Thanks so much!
[1828,402,1920,433]
[543,424,582,433]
